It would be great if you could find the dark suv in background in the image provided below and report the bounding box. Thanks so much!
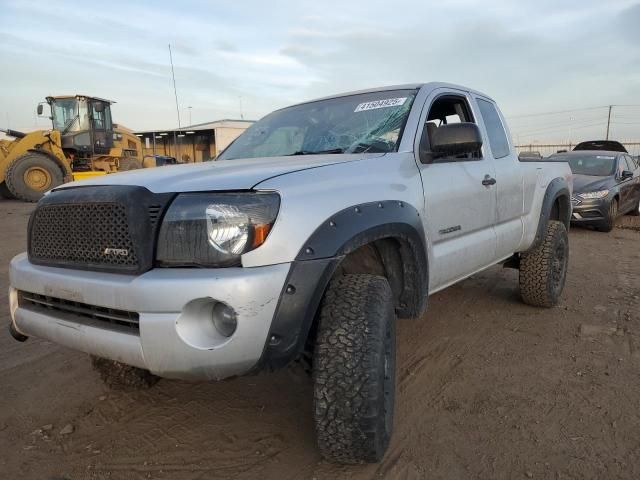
[573,140,628,153]
[550,150,640,231]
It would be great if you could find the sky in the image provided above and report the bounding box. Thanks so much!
[1,0,639,144]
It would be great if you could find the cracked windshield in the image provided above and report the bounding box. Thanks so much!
[218,89,417,160]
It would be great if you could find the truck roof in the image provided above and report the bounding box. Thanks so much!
[284,82,495,110]
[46,95,116,104]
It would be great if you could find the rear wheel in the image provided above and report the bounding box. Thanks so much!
[597,198,618,232]
[5,152,64,202]
[118,158,143,171]
[519,220,569,308]
[313,274,396,463]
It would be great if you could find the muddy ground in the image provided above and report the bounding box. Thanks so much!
[0,199,639,480]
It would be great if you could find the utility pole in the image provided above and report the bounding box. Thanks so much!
[605,105,613,140]
[168,43,181,161]
[188,106,192,126]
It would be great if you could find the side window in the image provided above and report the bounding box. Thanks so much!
[624,155,636,172]
[91,102,105,129]
[476,98,510,159]
[421,95,480,162]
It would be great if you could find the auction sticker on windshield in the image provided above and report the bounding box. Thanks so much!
[354,97,407,112]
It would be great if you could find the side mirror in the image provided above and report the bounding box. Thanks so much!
[37,104,43,115]
[94,102,105,113]
[428,122,482,159]
[621,170,633,180]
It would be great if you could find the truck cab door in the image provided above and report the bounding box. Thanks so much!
[414,89,498,291]
[90,100,114,155]
[473,97,524,260]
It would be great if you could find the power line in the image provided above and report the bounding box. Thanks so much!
[168,44,181,129]
[513,119,605,137]
[511,115,603,132]
[506,105,608,119]
[506,104,640,120]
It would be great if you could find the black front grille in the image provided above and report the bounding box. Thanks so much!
[148,204,163,228]
[19,291,140,331]
[27,185,175,274]
[30,203,139,268]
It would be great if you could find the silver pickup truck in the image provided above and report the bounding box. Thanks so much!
[9,83,573,463]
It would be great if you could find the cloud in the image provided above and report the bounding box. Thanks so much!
[0,0,638,142]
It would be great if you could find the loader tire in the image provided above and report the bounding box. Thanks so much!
[0,182,14,199]
[313,274,396,464]
[91,356,160,391]
[5,152,63,202]
[519,220,569,308]
[118,158,143,171]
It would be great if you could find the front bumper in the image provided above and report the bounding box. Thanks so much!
[9,253,290,381]
[570,196,609,223]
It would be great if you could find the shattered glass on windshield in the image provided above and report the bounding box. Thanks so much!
[218,89,417,160]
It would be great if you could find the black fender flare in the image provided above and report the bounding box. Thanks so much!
[527,177,571,252]
[254,200,429,371]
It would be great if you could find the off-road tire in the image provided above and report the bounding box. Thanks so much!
[5,152,64,202]
[0,182,14,199]
[313,274,396,464]
[519,220,569,308]
[597,199,618,232]
[118,158,143,171]
[91,356,159,391]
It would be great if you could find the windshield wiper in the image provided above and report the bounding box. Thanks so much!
[286,148,344,156]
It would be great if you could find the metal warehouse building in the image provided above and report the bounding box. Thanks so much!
[135,119,253,163]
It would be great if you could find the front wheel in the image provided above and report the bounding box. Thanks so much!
[313,274,396,464]
[519,220,569,308]
[597,198,618,232]
[5,152,64,202]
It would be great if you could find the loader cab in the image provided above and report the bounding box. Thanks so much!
[46,95,114,158]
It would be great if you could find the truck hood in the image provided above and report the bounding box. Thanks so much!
[55,154,382,193]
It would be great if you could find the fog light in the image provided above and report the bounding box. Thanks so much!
[212,302,237,337]
[176,298,237,349]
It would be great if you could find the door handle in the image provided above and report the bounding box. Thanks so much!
[482,175,497,186]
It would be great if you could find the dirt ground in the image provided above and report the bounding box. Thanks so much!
[0,199,639,480]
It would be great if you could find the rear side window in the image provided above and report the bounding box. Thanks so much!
[476,98,510,159]
[624,155,637,171]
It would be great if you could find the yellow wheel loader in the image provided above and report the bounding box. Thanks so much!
[0,95,142,202]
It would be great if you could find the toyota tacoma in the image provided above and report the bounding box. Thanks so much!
[9,83,573,463]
